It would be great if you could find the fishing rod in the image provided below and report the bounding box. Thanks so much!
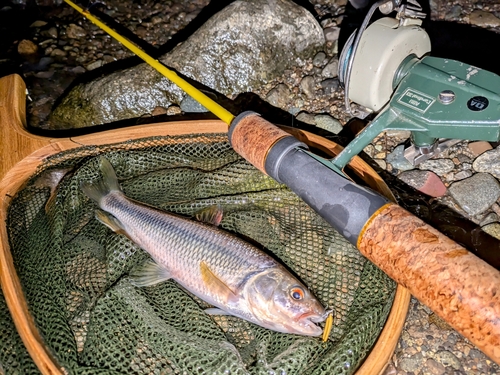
[63,0,500,364]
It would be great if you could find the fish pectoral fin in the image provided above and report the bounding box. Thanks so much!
[204,308,234,316]
[194,204,223,226]
[130,259,172,287]
[200,261,238,303]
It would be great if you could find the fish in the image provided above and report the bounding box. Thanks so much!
[80,157,328,336]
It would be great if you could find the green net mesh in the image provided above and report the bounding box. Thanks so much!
[1,133,395,375]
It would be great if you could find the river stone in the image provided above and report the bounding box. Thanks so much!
[48,0,325,129]
[473,146,500,179]
[448,173,500,216]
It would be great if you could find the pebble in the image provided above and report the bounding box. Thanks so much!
[320,78,339,95]
[468,141,492,157]
[296,111,316,125]
[479,212,498,226]
[398,170,447,197]
[448,173,500,216]
[312,51,327,67]
[418,159,455,176]
[17,39,38,56]
[50,48,67,58]
[42,26,58,39]
[266,83,291,109]
[444,5,462,20]
[469,9,500,28]
[399,352,424,373]
[472,146,500,179]
[482,222,500,240]
[86,60,103,71]
[386,145,415,172]
[423,358,446,375]
[299,75,316,99]
[321,57,338,78]
[180,95,208,113]
[66,24,87,39]
[30,20,48,28]
[314,114,342,134]
[323,26,340,43]
[433,350,462,370]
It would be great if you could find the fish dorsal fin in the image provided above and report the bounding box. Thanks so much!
[195,205,223,226]
[130,259,172,287]
[200,261,238,303]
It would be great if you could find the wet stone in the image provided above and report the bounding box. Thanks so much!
[180,95,208,113]
[321,57,338,78]
[299,75,316,99]
[323,26,340,43]
[18,39,38,56]
[66,24,87,39]
[433,350,462,370]
[444,5,462,20]
[320,78,339,95]
[448,173,500,216]
[423,358,446,375]
[469,9,500,28]
[482,223,500,240]
[473,147,500,179]
[296,111,315,125]
[418,159,454,176]
[314,114,342,134]
[312,51,327,67]
[399,352,424,373]
[386,145,415,172]
[266,83,291,109]
[86,60,103,71]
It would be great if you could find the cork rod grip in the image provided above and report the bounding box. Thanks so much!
[358,203,500,364]
[228,112,292,174]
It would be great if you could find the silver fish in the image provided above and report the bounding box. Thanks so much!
[81,157,327,336]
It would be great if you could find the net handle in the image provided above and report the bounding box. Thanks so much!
[0,73,409,375]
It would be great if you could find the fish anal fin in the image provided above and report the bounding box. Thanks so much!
[200,261,238,304]
[130,259,172,287]
[195,205,223,226]
[204,308,234,316]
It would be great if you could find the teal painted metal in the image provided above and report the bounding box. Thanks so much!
[332,56,500,170]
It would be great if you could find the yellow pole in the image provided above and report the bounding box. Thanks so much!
[63,0,235,125]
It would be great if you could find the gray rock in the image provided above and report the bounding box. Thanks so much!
[296,111,316,125]
[320,78,339,95]
[423,358,446,375]
[312,51,327,67]
[266,83,291,109]
[473,147,500,179]
[180,95,209,113]
[321,57,338,78]
[42,26,58,39]
[482,222,500,240]
[86,60,103,71]
[433,350,462,371]
[314,114,342,134]
[469,10,500,28]
[49,0,324,129]
[418,159,454,176]
[323,26,340,43]
[448,173,500,216]
[299,75,315,99]
[444,5,462,20]
[66,24,87,39]
[399,352,424,373]
[386,145,415,172]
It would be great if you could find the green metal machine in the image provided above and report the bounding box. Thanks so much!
[332,0,500,169]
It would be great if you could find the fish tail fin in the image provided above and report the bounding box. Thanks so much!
[81,157,121,206]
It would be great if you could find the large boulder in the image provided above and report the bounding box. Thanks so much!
[49,0,325,129]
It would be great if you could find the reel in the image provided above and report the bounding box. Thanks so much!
[334,0,500,168]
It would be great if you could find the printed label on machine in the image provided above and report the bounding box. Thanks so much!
[397,88,435,113]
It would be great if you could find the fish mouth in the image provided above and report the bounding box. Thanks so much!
[298,309,328,324]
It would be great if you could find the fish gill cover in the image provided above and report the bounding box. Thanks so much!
[1,133,395,374]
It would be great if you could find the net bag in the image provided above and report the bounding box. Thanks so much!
[0,131,397,375]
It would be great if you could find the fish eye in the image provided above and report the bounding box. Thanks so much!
[290,287,305,300]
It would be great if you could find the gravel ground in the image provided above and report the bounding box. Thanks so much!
[1,0,500,374]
